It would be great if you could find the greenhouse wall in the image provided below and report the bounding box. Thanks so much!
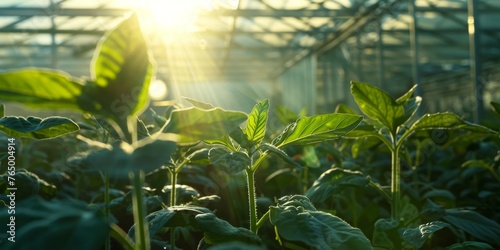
[278,55,317,115]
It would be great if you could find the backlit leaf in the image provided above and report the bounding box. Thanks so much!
[410,113,496,134]
[0,116,79,139]
[274,113,362,147]
[398,221,449,248]
[245,100,269,144]
[351,81,404,133]
[0,69,87,111]
[86,13,154,118]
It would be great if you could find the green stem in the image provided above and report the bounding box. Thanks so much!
[130,171,150,250]
[245,168,258,233]
[255,210,270,232]
[169,169,178,206]
[391,142,401,221]
[168,168,178,250]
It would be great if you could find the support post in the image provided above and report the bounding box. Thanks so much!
[409,0,422,110]
[468,0,484,122]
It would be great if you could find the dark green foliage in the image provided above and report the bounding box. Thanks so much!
[0,196,108,250]
[0,115,79,139]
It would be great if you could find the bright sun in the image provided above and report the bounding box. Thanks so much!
[146,0,210,30]
[149,79,168,100]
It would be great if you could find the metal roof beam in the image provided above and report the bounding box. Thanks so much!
[0,7,355,18]
[272,0,403,78]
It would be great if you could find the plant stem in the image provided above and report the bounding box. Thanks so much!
[169,168,178,250]
[130,171,150,250]
[391,143,401,221]
[169,169,178,206]
[245,168,258,233]
[255,210,270,232]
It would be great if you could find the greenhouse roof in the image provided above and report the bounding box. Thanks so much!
[0,0,499,86]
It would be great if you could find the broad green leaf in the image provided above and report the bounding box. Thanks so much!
[0,169,56,199]
[79,135,177,177]
[0,196,107,250]
[0,69,87,111]
[443,209,500,246]
[183,97,215,109]
[258,143,302,169]
[0,116,79,139]
[410,112,496,134]
[274,113,362,147]
[86,13,154,117]
[195,213,263,246]
[305,168,370,203]
[208,148,250,174]
[245,100,269,144]
[491,102,500,115]
[351,81,404,133]
[398,221,449,248]
[269,196,372,249]
[163,107,247,144]
[445,241,495,250]
[276,195,317,211]
[128,206,211,239]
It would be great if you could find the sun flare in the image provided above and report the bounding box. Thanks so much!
[149,79,168,100]
[146,0,210,30]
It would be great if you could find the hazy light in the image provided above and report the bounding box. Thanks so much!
[149,79,168,100]
[146,0,211,30]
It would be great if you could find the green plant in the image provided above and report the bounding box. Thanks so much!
[1,12,499,250]
[323,81,500,249]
